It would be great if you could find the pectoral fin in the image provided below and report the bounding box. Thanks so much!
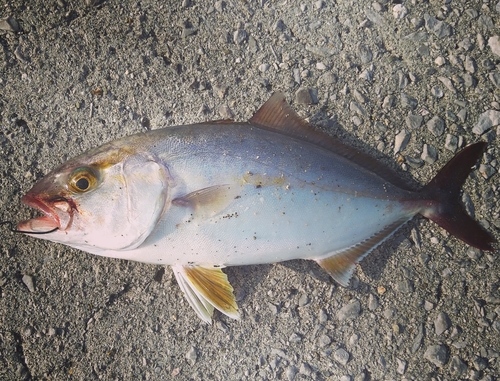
[172,185,240,219]
[172,265,240,323]
[316,217,411,287]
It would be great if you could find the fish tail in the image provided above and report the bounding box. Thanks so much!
[419,142,495,251]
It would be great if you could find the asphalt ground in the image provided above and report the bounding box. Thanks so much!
[0,1,499,380]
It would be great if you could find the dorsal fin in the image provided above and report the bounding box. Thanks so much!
[249,93,414,191]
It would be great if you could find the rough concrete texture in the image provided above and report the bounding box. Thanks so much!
[1,0,499,380]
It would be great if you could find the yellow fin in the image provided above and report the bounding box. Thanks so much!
[316,217,411,287]
[172,184,240,219]
[172,265,240,323]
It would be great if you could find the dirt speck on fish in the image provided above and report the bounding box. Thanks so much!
[17,93,495,323]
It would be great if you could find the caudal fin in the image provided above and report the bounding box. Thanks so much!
[420,142,495,251]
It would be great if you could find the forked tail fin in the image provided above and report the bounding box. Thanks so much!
[420,142,495,251]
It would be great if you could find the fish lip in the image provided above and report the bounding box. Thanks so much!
[18,193,67,233]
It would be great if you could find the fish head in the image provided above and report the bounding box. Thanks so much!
[18,144,170,253]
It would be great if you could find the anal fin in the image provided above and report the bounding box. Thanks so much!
[316,217,411,287]
[172,265,240,323]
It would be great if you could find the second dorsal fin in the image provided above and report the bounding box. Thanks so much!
[249,92,414,191]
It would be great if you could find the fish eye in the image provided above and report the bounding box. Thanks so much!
[68,167,99,193]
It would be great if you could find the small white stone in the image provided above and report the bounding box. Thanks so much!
[22,274,35,293]
[392,4,407,19]
[258,63,270,72]
[435,56,446,66]
[394,129,411,153]
[396,358,407,374]
[316,62,327,70]
[488,35,500,57]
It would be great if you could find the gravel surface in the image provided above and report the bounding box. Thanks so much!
[1,0,499,380]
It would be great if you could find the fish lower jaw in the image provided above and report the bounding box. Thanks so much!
[18,215,60,233]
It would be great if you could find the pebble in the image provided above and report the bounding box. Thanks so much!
[411,324,424,353]
[319,334,332,347]
[406,114,422,129]
[349,333,360,345]
[273,20,286,32]
[423,344,449,367]
[295,88,318,104]
[424,300,434,311]
[337,299,361,321]
[258,63,270,73]
[449,356,468,376]
[489,36,500,56]
[298,294,309,307]
[22,274,35,293]
[289,333,302,343]
[359,69,373,81]
[218,104,234,119]
[424,14,452,38]
[383,307,395,319]
[434,56,446,66]
[396,279,413,293]
[411,228,422,249]
[398,71,409,89]
[368,293,379,311]
[489,72,500,89]
[285,365,298,381]
[444,134,458,152]
[233,29,248,45]
[382,95,395,109]
[357,44,373,64]
[392,5,407,19]
[185,346,198,365]
[354,371,367,381]
[214,0,224,12]
[394,129,411,153]
[396,358,407,374]
[350,101,367,116]
[472,356,488,371]
[445,110,457,122]
[438,77,456,93]
[426,116,445,137]
[479,164,496,180]
[316,62,328,70]
[299,362,313,376]
[472,110,500,135]
[353,89,367,104]
[352,116,363,127]
[400,93,418,109]
[0,16,20,32]
[431,86,444,98]
[457,108,467,123]
[434,312,451,335]
[318,72,337,85]
[463,73,477,87]
[319,309,328,323]
[421,144,437,164]
[477,33,486,49]
[334,348,350,366]
[465,56,477,73]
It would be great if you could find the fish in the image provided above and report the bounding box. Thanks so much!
[17,92,495,323]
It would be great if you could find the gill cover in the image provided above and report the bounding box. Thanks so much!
[71,154,170,251]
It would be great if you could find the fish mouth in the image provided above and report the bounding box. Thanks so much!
[17,193,71,233]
